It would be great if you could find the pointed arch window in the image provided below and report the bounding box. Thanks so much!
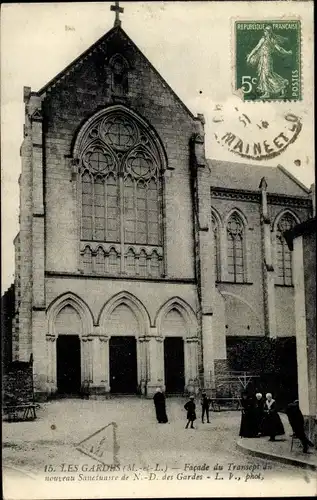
[211,212,220,281]
[95,247,105,274]
[77,109,164,277]
[82,246,93,273]
[226,213,245,283]
[138,250,147,277]
[109,54,129,95]
[275,213,296,285]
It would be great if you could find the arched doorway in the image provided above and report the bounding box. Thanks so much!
[109,336,137,393]
[57,335,81,395]
[164,337,185,393]
[55,305,83,395]
[107,303,139,394]
[162,308,186,394]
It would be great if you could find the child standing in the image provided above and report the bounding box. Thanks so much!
[184,395,196,429]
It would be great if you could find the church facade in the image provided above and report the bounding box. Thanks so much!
[12,22,313,399]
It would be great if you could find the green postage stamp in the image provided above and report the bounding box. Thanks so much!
[235,20,301,101]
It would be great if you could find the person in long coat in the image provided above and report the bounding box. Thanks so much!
[153,388,168,423]
[254,393,265,436]
[184,395,196,429]
[262,393,285,441]
[201,392,210,424]
[286,400,314,453]
[239,392,257,437]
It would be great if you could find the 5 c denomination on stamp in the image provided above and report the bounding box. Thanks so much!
[235,20,301,101]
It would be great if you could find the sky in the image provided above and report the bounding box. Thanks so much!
[1,1,314,291]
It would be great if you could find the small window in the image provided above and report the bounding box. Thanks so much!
[109,54,129,95]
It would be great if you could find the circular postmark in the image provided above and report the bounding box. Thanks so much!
[213,103,302,161]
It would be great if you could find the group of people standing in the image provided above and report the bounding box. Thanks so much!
[239,392,284,441]
[154,388,314,454]
[239,392,314,453]
[153,389,210,428]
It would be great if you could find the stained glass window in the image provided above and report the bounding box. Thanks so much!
[78,110,163,276]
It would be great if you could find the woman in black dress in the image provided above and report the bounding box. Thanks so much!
[262,392,285,441]
[239,392,257,437]
[254,392,265,436]
[153,388,168,423]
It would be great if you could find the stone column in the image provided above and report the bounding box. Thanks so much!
[201,315,214,390]
[156,337,165,386]
[185,337,199,394]
[81,337,89,384]
[292,237,310,414]
[259,177,276,337]
[45,334,57,394]
[137,336,149,395]
[86,336,94,383]
[32,309,47,397]
[18,90,33,362]
[31,107,45,309]
[99,336,110,393]
[146,333,165,397]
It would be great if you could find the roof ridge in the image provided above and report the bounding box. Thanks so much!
[38,26,118,95]
[37,26,195,119]
[277,164,310,193]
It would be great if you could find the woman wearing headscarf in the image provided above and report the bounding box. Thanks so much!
[254,393,265,436]
[262,393,285,441]
[153,387,168,423]
[239,392,257,437]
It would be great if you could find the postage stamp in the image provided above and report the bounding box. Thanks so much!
[235,20,301,101]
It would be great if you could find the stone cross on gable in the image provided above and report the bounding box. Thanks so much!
[111,1,124,28]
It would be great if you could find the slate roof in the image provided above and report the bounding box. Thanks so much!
[37,25,195,119]
[207,159,310,197]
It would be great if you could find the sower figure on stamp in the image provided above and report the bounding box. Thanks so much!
[184,395,196,429]
[246,25,292,99]
[201,392,210,424]
[286,400,314,453]
[153,387,168,424]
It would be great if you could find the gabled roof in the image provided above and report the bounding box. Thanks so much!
[207,159,310,197]
[37,25,195,120]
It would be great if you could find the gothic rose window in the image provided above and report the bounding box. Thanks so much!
[77,109,164,277]
[226,213,245,283]
[275,214,296,286]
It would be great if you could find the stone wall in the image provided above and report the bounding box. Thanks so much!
[42,27,197,281]
[1,284,15,371]
[3,359,34,404]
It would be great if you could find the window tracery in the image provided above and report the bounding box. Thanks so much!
[226,213,245,283]
[275,213,296,285]
[77,109,164,277]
